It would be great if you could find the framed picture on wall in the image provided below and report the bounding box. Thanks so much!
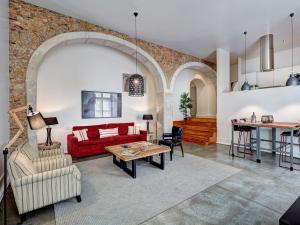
[81,91,122,119]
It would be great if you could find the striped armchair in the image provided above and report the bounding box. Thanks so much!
[8,150,81,222]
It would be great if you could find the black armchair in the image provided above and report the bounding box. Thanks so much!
[159,126,184,161]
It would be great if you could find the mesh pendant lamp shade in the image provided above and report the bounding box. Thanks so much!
[129,74,144,97]
[129,12,145,97]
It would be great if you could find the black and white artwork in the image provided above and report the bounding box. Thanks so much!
[82,91,122,119]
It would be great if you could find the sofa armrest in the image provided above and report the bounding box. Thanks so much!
[140,130,147,135]
[67,134,79,154]
[12,165,81,187]
[33,155,73,172]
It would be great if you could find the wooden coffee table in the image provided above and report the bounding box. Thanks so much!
[105,141,171,178]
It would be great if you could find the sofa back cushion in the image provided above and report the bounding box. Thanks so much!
[9,151,36,179]
[99,128,119,138]
[16,141,38,160]
[72,122,134,138]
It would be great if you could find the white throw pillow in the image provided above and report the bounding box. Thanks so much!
[73,129,88,141]
[13,151,36,176]
[128,126,140,135]
[128,126,135,135]
[135,126,140,134]
[99,128,119,138]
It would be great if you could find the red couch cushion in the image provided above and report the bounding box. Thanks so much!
[87,130,99,140]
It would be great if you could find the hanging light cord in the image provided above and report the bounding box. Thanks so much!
[134,12,138,74]
[244,31,247,81]
[290,13,294,75]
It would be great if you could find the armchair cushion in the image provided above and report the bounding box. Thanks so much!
[17,141,38,160]
[11,151,36,178]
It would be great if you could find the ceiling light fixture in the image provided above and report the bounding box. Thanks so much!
[241,31,251,91]
[129,12,144,97]
[286,13,299,86]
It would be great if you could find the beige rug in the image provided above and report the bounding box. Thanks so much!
[54,153,240,225]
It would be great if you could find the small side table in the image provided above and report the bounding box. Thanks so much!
[38,141,61,151]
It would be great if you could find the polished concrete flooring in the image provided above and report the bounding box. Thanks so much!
[1,143,299,225]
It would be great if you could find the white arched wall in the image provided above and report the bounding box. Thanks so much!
[170,62,216,122]
[191,78,217,117]
[172,69,216,121]
[26,32,168,145]
[36,44,158,148]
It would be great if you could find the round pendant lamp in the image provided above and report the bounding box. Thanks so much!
[241,31,251,91]
[129,12,145,97]
[286,13,299,86]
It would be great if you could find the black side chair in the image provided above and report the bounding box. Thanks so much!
[159,126,184,161]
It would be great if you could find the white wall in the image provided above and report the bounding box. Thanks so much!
[0,0,9,199]
[218,86,300,157]
[172,68,216,121]
[36,44,158,149]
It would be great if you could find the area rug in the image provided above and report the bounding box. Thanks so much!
[54,153,240,225]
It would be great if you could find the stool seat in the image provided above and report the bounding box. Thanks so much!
[279,196,300,225]
[281,130,300,137]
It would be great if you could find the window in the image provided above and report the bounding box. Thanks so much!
[82,91,122,118]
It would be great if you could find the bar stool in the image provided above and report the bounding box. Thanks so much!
[279,129,300,169]
[229,119,254,158]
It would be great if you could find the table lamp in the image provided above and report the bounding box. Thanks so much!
[44,117,58,146]
[2,105,46,225]
[143,114,153,133]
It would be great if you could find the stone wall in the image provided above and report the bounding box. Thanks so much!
[9,0,213,142]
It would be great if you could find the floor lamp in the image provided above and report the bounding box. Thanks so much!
[2,105,46,225]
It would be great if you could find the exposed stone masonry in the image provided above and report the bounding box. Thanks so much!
[9,0,214,143]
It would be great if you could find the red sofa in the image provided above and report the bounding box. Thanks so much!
[67,122,147,158]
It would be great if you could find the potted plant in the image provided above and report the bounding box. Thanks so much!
[179,92,193,121]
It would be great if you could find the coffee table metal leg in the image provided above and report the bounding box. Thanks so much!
[149,153,165,170]
[113,155,122,168]
[122,160,136,179]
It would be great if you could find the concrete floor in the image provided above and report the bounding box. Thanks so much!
[1,143,299,225]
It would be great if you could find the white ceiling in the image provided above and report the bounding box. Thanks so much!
[25,0,300,63]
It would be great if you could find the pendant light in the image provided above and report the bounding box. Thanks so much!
[241,31,251,91]
[286,13,299,86]
[129,12,145,97]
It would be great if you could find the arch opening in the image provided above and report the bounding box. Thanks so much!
[26,32,168,145]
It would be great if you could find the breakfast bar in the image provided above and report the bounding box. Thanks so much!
[231,121,300,171]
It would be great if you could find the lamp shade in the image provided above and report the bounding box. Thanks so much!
[143,114,153,120]
[27,112,46,130]
[129,74,144,96]
[44,117,58,126]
